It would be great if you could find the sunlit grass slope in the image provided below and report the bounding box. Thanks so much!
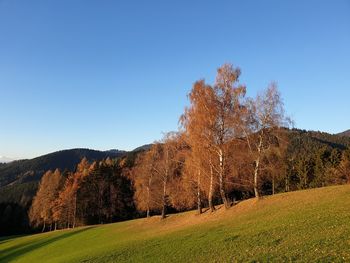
[1,185,350,262]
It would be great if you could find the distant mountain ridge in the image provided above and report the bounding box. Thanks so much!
[132,144,153,152]
[0,156,15,163]
[0,148,126,189]
[338,129,350,137]
[0,148,127,187]
[0,146,152,205]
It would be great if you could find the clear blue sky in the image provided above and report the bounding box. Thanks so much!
[0,0,349,159]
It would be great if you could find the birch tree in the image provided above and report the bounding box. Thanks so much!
[180,80,217,212]
[181,64,246,209]
[133,146,163,218]
[244,83,290,197]
[213,64,246,208]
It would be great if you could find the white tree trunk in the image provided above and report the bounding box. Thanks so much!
[254,135,263,198]
[218,149,229,208]
[208,160,215,212]
[197,169,202,214]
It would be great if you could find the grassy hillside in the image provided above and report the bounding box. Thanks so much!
[1,185,350,262]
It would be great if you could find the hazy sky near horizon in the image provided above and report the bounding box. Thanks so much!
[0,0,349,159]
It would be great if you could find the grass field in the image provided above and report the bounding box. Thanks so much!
[1,185,350,262]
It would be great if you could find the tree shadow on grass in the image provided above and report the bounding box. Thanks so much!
[0,234,25,245]
[0,227,95,262]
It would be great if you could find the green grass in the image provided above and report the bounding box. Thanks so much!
[1,185,350,262]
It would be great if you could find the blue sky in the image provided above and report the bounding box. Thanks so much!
[0,0,349,159]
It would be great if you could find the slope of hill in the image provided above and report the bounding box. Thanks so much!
[1,185,349,262]
[0,156,15,163]
[132,143,153,152]
[338,129,350,137]
[0,148,126,204]
[289,129,350,151]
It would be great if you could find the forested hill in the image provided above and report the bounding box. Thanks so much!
[0,148,126,187]
[0,149,126,204]
[288,129,350,153]
[1,129,349,206]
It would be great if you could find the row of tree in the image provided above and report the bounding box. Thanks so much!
[285,133,350,191]
[27,141,350,231]
[133,64,289,217]
[29,158,134,231]
[29,63,350,231]
[131,64,350,218]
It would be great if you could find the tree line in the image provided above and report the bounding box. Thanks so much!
[133,64,289,217]
[284,130,350,191]
[29,63,350,231]
[29,158,134,231]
